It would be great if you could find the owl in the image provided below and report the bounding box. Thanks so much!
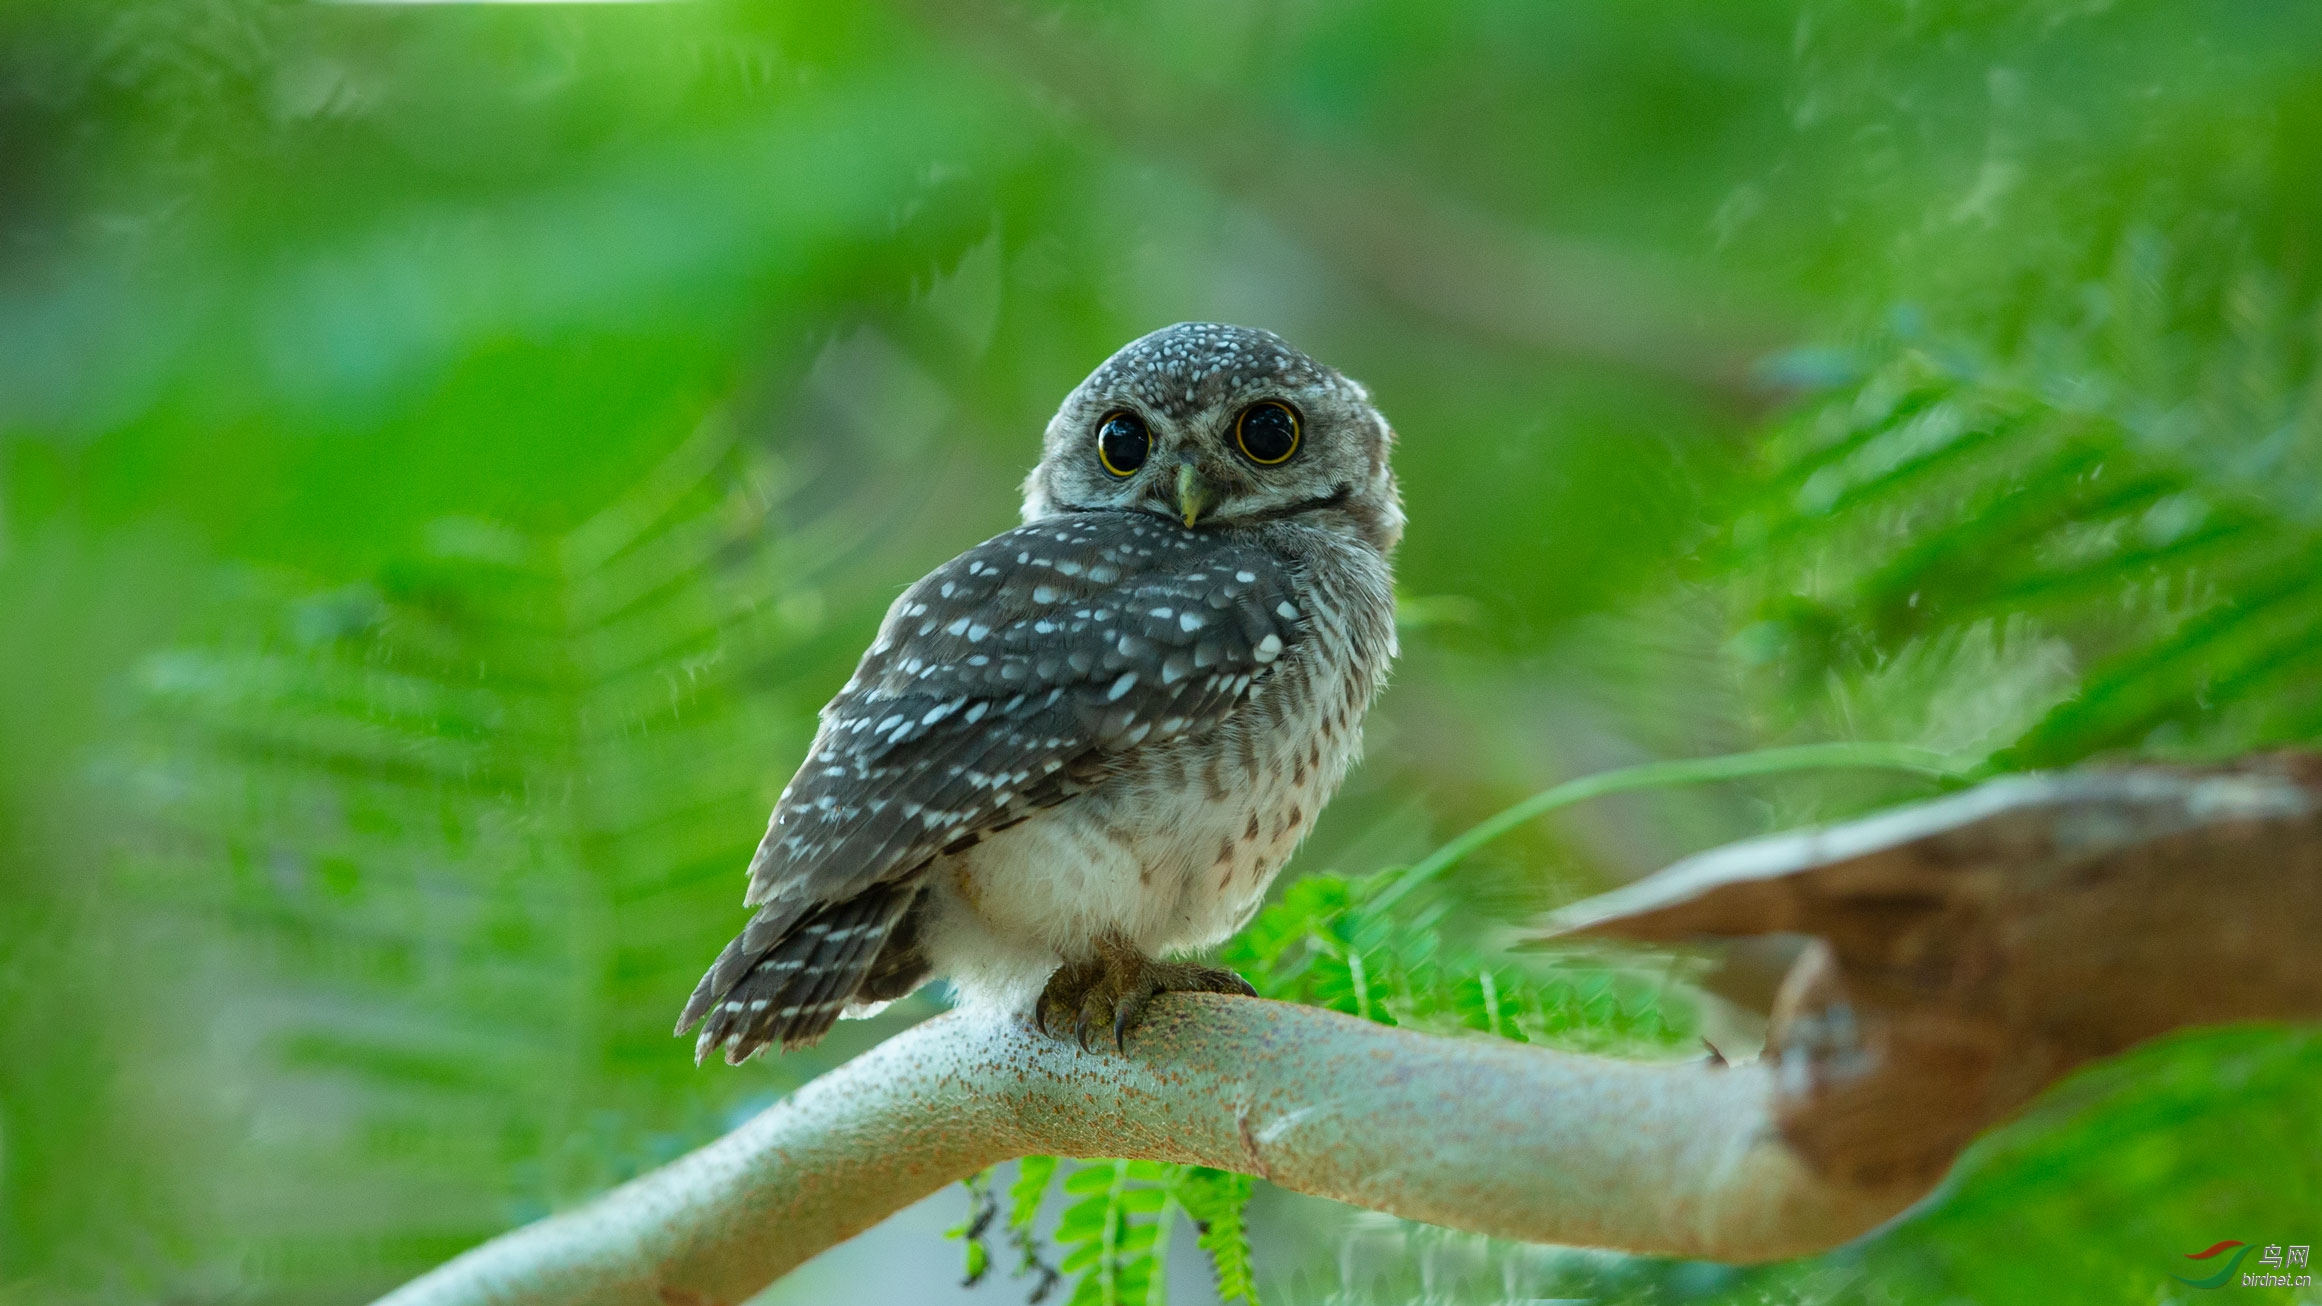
[678,323,1403,1063]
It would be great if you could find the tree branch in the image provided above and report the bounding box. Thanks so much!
[1539,752,2322,1186]
[377,1000,1914,1306]
[378,755,2322,1306]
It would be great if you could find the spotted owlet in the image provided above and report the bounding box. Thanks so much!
[678,323,1402,1063]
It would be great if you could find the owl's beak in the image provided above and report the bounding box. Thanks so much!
[1175,463,1213,528]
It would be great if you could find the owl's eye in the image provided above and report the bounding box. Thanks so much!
[1095,411,1150,477]
[1234,401,1301,465]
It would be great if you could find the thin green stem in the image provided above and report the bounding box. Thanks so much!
[1368,742,1971,913]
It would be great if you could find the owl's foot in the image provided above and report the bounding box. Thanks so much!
[1035,936,1257,1052]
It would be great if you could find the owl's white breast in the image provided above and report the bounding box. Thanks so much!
[919,528,1396,1011]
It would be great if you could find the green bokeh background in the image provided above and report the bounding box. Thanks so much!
[2,1,2317,1302]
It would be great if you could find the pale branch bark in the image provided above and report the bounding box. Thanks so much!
[379,756,2322,1306]
[376,1000,1916,1306]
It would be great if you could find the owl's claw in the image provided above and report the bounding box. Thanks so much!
[1034,954,1095,1043]
[1034,936,1258,1054]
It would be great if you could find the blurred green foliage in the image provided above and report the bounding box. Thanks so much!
[3,1,2319,1303]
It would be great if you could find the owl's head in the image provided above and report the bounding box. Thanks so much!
[1022,323,1403,552]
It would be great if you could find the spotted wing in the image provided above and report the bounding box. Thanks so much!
[742,512,1304,915]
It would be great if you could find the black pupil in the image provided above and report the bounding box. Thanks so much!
[1099,414,1149,473]
[1242,403,1296,461]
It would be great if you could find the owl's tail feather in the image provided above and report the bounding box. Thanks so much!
[678,883,915,1065]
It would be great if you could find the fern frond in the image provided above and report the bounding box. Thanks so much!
[1055,1159,1175,1306]
[1035,1160,1262,1306]
[1173,1167,1259,1305]
[1737,338,2322,768]
[1223,869,1697,1057]
[120,418,892,1285]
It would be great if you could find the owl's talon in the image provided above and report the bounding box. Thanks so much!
[1034,939,1257,1054]
[1079,982,1123,1053]
[1211,968,1259,999]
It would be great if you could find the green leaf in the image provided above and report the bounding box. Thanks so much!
[1012,1155,1060,1231]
